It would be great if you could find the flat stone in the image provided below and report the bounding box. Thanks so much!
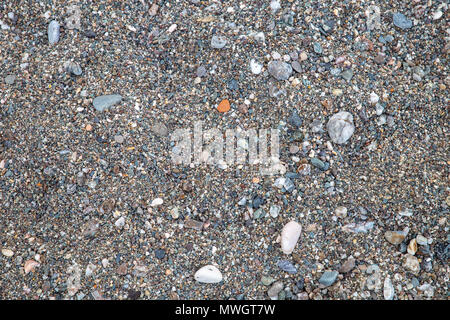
[211,35,227,49]
[48,20,60,44]
[93,94,122,112]
[5,75,15,85]
[326,111,355,144]
[393,12,412,29]
[319,271,338,287]
[268,61,292,80]
[339,257,355,273]
[385,231,406,245]
[184,219,204,231]
[194,265,223,283]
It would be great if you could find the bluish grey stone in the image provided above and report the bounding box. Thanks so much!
[311,158,325,170]
[268,61,292,80]
[341,69,353,81]
[48,20,60,44]
[93,94,123,112]
[277,260,297,274]
[313,42,323,54]
[393,13,412,30]
[211,35,227,49]
[5,75,15,85]
[319,271,338,287]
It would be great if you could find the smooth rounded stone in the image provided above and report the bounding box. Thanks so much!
[261,276,276,286]
[150,198,163,207]
[93,94,122,112]
[313,42,322,54]
[383,277,395,300]
[268,61,293,81]
[114,217,125,228]
[114,135,124,144]
[288,110,303,128]
[407,239,417,255]
[65,61,82,76]
[403,254,420,274]
[341,69,353,81]
[384,231,406,245]
[319,271,338,287]
[250,59,263,75]
[416,235,428,246]
[369,91,380,104]
[196,65,207,77]
[269,205,281,218]
[291,60,302,73]
[5,75,15,85]
[339,257,355,273]
[211,35,227,49]
[335,206,348,218]
[1,248,14,257]
[155,249,165,260]
[281,221,302,254]
[326,111,355,144]
[194,265,223,283]
[151,122,169,137]
[267,281,283,300]
[277,260,297,274]
[393,12,412,30]
[48,20,60,44]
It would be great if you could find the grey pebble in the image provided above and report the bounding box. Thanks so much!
[93,94,123,112]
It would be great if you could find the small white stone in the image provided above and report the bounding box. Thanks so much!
[369,91,379,105]
[114,216,125,228]
[250,59,263,75]
[194,265,223,283]
[1,248,14,257]
[383,277,395,300]
[327,111,355,144]
[168,24,177,33]
[151,198,164,207]
[281,221,302,254]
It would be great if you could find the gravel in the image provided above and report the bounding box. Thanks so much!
[0,0,448,301]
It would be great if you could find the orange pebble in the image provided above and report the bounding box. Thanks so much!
[217,99,230,113]
[85,124,93,131]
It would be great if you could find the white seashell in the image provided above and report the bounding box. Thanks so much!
[151,198,163,207]
[281,221,302,254]
[194,265,223,283]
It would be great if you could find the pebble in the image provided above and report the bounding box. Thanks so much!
[115,217,125,228]
[250,59,263,75]
[416,235,428,246]
[319,271,338,287]
[339,257,355,273]
[194,265,223,283]
[196,66,207,77]
[407,239,417,255]
[291,61,302,73]
[403,254,420,274]
[267,281,283,300]
[369,92,379,105]
[268,61,293,81]
[151,122,169,137]
[150,198,163,207]
[211,35,227,49]
[5,75,15,85]
[48,20,60,44]
[261,276,276,286]
[269,205,281,218]
[393,13,412,30]
[1,248,14,257]
[155,249,165,260]
[93,95,123,112]
[114,135,124,144]
[384,231,406,245]
[383,277,395,300]
[326,111,355,144]
[277,260,297,274]
[65,61,82,76]
[281,221,302,254]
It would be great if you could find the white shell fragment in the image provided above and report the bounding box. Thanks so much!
[194,265,223,283]
[281,221,302,254]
